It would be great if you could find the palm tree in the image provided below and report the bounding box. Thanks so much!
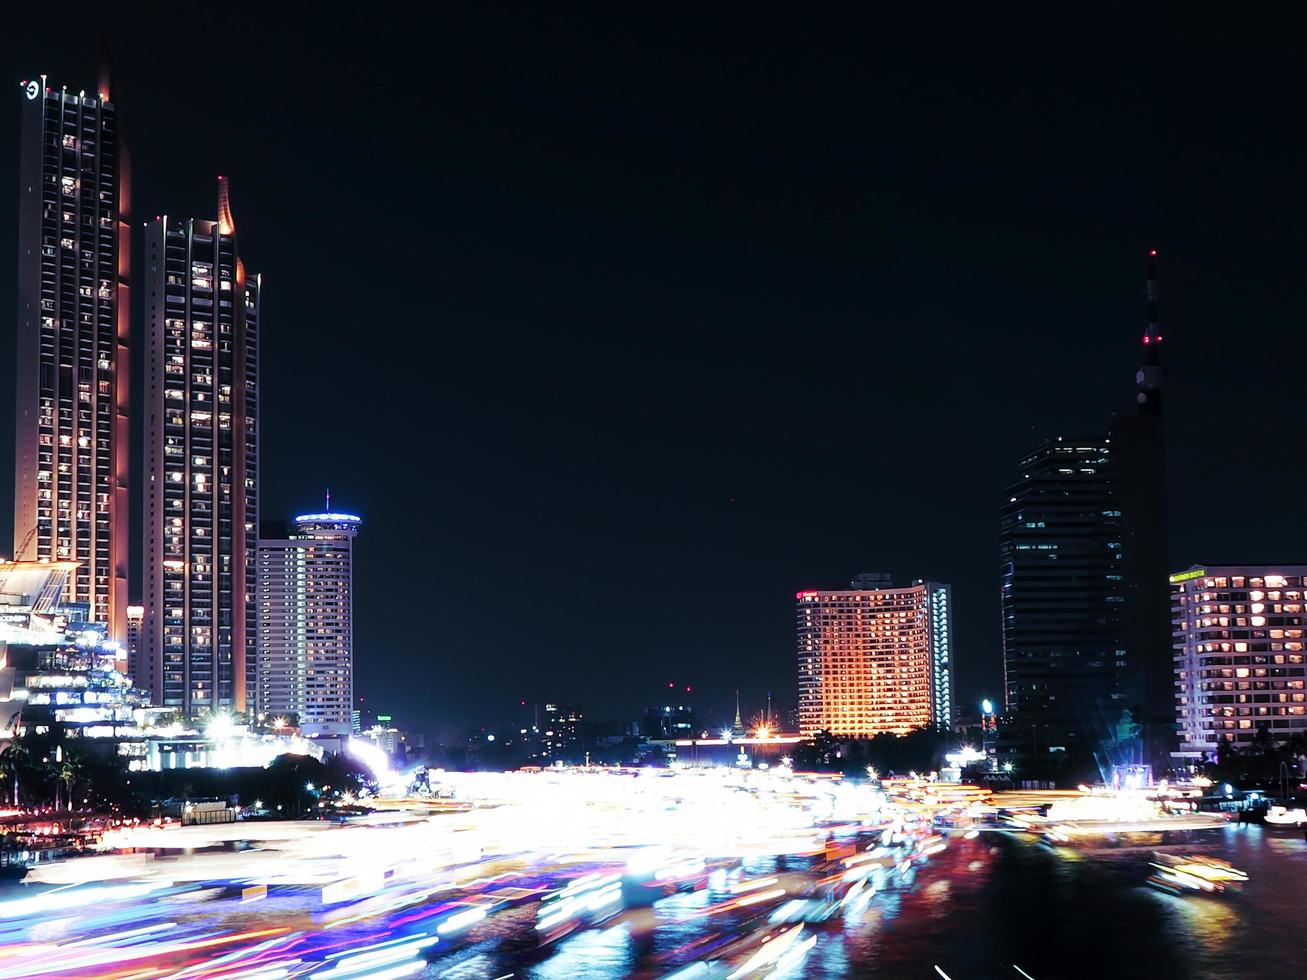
[0,742,29,807]
[54,759,78,813]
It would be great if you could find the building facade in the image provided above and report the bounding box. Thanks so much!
[256,512,359,738]
[538,703,583,762]
[797,577,953,738]
[140,178,260,719]
[1172,565,1307,758]
[13,75,130,641]
[999,438,1126,757]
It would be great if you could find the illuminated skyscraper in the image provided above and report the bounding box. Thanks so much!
[257,512,359,738]
[140,178,260,719]
[1172,565,1307,760]
[797,576,953,738]
[13,74,130,640]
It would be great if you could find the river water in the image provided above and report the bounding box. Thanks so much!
[427,824,1307,979]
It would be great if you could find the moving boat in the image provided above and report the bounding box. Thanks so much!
[1263,805,1307,828]
[1145,852,1248,896]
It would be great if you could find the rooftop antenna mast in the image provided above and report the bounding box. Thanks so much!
[1137,249,1164,416]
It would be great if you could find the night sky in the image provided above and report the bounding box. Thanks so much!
[3,6,1305,742]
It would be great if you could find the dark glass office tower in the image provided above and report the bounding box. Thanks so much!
[999,255,1172,782]
[999,438,1126,777]
[140,178,260,719]
[13,75,130,644]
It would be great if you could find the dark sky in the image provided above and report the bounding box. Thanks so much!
[3,5,1305,742]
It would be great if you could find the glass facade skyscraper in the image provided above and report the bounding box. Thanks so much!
[13,75,129,641]
[999,438,1127,765]
[139,179,260,719]
[998,254,1172,779]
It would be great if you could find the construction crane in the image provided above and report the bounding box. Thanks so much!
[0,526,39,599]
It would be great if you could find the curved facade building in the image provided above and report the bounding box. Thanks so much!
[797,576,953,738]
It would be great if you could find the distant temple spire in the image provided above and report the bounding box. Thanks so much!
[732,690,746,738]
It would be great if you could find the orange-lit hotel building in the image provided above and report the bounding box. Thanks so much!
[138,179,260,719]
[797,575,953,738]
[13,75,130,641]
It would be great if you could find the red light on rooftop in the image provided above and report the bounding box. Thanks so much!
[1149,249,1157,257]
[1142,336,1151,344]
[796,590,819,599]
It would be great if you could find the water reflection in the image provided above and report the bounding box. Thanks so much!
[419,826,1307,979]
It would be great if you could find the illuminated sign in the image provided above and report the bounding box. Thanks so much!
[377,714,392,722]
[1169,568,1207,585]
[24,80,40,101]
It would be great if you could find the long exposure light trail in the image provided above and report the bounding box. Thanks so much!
[0,768,976,978]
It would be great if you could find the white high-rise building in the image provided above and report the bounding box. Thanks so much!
[1172,564,1307,761]
[257,511,359,738]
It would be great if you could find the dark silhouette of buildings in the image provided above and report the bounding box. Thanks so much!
[999,254,1171,782]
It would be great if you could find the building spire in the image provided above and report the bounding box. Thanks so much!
[217,176,236,236]
[732,690,746,737]
[1136,249,1163,416]
[326,488,331,512]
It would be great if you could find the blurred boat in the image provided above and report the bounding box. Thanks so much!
[1145,852,1248,896]
[1263,805,1307,828]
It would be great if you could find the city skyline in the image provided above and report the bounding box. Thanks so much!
[4,8,1307,740]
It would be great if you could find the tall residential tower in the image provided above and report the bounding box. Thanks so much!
[139,178,260,719]
[13,75,130,640]
[257,511,360,739]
